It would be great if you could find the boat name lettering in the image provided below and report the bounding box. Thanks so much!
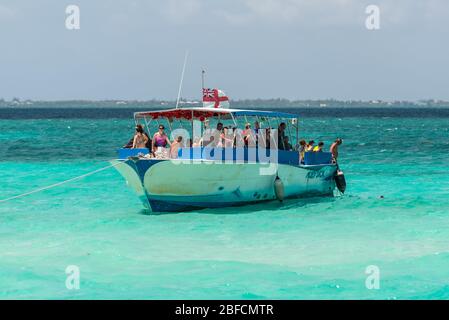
[306,171,325,179]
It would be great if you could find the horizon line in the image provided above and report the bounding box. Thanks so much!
[1,98,449,104]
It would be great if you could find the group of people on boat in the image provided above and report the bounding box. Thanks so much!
[124,124,175,157]
[124,122,342,162]
[297,138,343,163]
[198,120,293,151]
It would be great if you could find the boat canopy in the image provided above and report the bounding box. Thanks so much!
[134,107,297,121]
[133,106,300,152]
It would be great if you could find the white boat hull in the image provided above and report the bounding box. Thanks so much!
[112,159,337,212]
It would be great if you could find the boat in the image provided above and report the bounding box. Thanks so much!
[112,97,345,213]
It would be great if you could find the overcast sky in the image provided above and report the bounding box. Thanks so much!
[0,0,448,101]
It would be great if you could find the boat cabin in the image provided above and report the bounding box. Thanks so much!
[119,107,332,166]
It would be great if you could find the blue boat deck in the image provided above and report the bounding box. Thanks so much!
[118,147,333,166]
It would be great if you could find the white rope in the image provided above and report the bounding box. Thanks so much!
[0,162,123,203]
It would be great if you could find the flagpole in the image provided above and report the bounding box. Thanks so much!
[202,69,205,90]
[175,51,189,109]
[201,69,205,108]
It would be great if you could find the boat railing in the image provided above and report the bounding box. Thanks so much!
[177,147,299,165]
[117,147,333,166]
[303,152,333,165]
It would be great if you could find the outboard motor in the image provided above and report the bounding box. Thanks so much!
[334,167,346,194]
[274,175,285,202]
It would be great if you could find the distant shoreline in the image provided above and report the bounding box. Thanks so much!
[1,99,449,109]
[2,106,449,120]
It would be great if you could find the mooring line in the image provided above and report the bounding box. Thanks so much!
[0,162,123,203]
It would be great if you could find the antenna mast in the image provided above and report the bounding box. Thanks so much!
[175,51,189,109]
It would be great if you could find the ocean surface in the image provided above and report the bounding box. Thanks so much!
[1,104,449,299]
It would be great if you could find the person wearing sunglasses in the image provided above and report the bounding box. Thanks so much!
[152,125,171,152]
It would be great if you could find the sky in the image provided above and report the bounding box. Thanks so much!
[0,0,448,101]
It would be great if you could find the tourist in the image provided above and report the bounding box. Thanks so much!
[214,122,224,145]
[132,124,149,149]
[254,121,260,134]
[298,140,306,163]
[330,138,343,161]
[254,121,261,146]
[277,122,287,150]
[243,123,255,147]
[124,124,150,149]
[152,125,171,152]
[283,136,292,151]
[140,124,152,150]
[220,127,234,148]
[313,141,324,152]
[192,137,201,147]
[231,126,238,148]
[170,136,183,159]
[203,135,216,147]
[306,140,315,152]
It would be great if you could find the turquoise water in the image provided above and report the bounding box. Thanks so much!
[1,107,449,299]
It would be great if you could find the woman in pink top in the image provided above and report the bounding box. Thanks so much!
[152,125,171,152]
